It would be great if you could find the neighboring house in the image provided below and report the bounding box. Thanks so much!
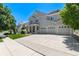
[26,10,73,35]
[17,23,27,33]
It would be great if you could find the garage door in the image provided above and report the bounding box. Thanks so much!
[57,27,72,35]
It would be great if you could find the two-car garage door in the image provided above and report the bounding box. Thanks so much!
[57,26,73,35]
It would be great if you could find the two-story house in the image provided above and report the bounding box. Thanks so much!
[26,10,73,35]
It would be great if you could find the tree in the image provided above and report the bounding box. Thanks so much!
[8,15,16,34]
[4,6,16,34]
[60,3,79,30]
[0,4,7,31]
[0,3,16,34]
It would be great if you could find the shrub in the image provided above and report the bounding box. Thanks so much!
[21,30,26,34]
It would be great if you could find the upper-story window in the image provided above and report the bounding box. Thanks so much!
[35,20,38,23]
[47,16,54,20]
[47,16,58,22]
[53,16,58,21]
[35,20,40,24]
[29,20,39,24]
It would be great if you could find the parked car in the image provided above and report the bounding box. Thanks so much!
[0,34,6,38]
[0,31,10,38]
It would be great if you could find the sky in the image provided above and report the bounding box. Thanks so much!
[4,3,64,25]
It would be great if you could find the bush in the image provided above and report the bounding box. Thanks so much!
[21,30,26,34]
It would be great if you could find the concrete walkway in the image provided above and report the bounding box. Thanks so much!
[16,34,79,56]
[1,37,42,56]
[0,43,11,56]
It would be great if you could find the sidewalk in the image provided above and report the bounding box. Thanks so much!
[3,37,42,56]
[0,43,11,56]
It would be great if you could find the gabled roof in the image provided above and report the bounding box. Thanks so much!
[32,10,60,16]
[48,10,60,15]
[33,10,46,17]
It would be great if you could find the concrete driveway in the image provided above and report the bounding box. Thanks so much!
[16,34,79,56]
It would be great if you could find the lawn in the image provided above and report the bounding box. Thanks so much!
[8,34,31,40]
[0,38,3,42]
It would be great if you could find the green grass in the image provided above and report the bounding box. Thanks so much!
[8,34,31,40]
[0,38,3,42]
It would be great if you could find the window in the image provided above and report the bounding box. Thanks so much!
[51,17,54,21]
[53,16,58,22]
[47,16,54,20]
[30,20,33,24]
[47,16,58,22]
[35,20,39,24]
[35,20,38,22]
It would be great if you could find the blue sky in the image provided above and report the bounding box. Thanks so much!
[4,3,64,25]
